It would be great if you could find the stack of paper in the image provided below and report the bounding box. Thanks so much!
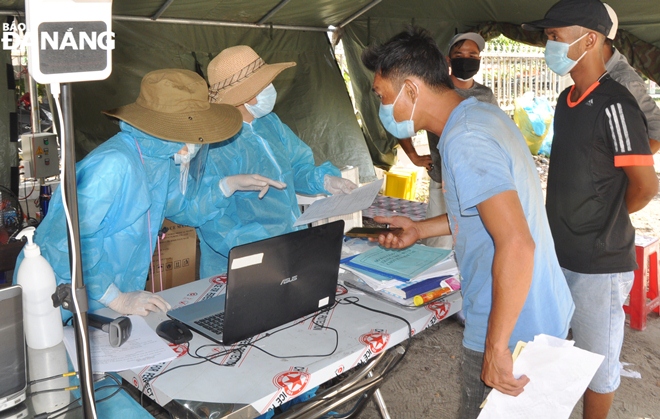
[478,334,604,419]
[340,245,460,301]
[63,315,177,373]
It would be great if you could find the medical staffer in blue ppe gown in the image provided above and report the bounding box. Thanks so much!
[167,46,357,278]
[13,69,248,319]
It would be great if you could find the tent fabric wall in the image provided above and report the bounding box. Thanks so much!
[341,25,396,170]
[69,20,375,182]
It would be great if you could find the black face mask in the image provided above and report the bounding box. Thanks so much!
[450,57,481,80]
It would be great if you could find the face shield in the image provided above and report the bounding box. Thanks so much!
[173,143,209,199]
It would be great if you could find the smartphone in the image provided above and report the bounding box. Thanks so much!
[0,285,27,413]
[345,227,401,238]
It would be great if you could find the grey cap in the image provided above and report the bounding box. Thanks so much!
[448,33,486,53]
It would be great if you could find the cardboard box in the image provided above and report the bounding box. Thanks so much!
[145,219,197,293]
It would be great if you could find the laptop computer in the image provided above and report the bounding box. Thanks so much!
[167,220,345,346]
[0,285,27,413]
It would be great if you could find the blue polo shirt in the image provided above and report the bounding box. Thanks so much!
[438,97,574,352]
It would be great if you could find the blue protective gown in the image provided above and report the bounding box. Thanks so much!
[167,112,340,278]
[13,122,193,316]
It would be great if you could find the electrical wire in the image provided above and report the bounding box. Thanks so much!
[33,373,125,419]
[22,184,36,200]
[137,297,408,413]
[28,372,107,397]
[336,296,412,376]
[29,385,80,397]
[47,385,125,419]
[186,303,339,364]
[23,181,32,223]
[138,305,341,408]
[51,81,98,419]
[245,306,340,359]
[28,371,77,386]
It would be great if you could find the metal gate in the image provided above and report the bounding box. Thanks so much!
[480,42,562,115]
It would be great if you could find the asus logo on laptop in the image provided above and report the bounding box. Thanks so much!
[280,275,298,285]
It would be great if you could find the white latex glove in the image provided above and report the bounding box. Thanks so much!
[107,290,171,316]
[324,175,358,195]
[219,174,287,199]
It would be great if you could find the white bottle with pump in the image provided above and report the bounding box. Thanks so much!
[16,226,64,349]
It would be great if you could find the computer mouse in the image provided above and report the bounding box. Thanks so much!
[156,319,193,344]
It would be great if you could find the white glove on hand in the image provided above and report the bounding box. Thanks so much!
[107,290,171,316]
[324,175,358,195]
[219,174,287,199]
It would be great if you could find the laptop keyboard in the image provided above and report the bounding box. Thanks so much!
[194,312,225,335]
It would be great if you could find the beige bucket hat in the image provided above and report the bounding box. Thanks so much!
[207,45,296,106]
[103,69,242,144]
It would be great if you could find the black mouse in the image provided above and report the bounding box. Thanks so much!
[156,319,193,344]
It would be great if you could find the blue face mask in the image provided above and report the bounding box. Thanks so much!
[544,33,588,76]
[245,83,277,119]
[378,82,418,139]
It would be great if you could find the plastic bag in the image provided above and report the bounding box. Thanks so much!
[513,92,554,155]
[537,122,554,157]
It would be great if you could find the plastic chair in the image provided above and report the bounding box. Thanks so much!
[623,235,660,331]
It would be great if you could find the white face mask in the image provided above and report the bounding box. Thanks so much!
[544,32,588,76]
[244,83,277,119]
[378,82,418,139]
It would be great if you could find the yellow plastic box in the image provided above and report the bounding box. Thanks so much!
[384,168,417,201]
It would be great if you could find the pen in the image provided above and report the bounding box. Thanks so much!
[413,286,452,306]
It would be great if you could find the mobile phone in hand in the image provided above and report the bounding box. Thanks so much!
[345,227,401,238]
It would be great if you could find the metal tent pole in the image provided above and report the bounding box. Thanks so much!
[151,0,175,20]
[60,83,97,418]
[337,0,382,28]
[114,14,332,32]
[27,76,41,133]
[256,0,293,24]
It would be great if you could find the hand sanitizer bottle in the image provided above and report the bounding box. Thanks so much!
[16,226,64,349]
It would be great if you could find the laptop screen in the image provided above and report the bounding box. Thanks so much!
[221,220,345,344]
[0,286,27,405]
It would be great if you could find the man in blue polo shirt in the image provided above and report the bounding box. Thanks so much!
[361,27,574,419]
[524,1,658,417]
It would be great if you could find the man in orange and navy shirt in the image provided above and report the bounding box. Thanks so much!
[524,0,658,418]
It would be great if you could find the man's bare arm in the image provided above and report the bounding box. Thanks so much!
[477,190,534,396]
[622,164,658,213]
[373,214,450,249]
[398,138,433,170]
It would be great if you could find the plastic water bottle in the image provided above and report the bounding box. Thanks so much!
[16,226,63,349]
[28,343,71,411]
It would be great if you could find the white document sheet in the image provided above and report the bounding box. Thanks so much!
[293,179,383,227]
[63,315,177,373]
[478,334,604,419]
